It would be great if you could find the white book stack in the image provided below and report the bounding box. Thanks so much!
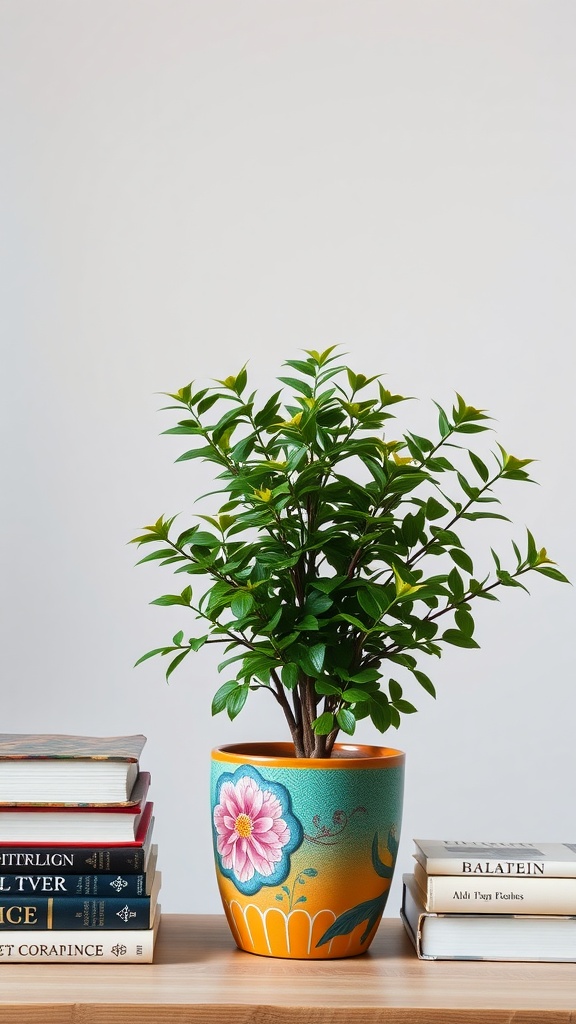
[402,839,576,962]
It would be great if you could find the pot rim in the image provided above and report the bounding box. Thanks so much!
[211,741,405,769]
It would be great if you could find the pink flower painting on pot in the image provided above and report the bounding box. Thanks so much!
[212,765,303,895]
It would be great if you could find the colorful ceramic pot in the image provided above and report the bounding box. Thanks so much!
[210,742,404,959]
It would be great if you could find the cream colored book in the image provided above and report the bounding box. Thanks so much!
[401,874,576,962]
[0,907,161,963]
[413,860,576,915]
[413,839,576,878]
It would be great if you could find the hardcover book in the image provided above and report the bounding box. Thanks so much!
[402,873,576,962]
[413,859,576,915]
[413,839,576,878]
[0,734,147,805]
[0,813,155,871]
[0,845,158,898]
[0,777,151,844]
[0,870,161,929]
[0,907,160,962]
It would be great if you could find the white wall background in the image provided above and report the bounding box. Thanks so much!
[1,0,575,916]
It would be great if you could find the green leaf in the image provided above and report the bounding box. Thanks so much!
[281,664,300,690]
[231,592,255,618]
[211,680,239,715]
[533,566,571,583]
[369,699,391,732]
[189,635,208,651]
[172,630,184,646]
[448,567,465,600]
[312,712,335,735]
[296,614,319,631]
[302,644,324,673]
[409,431,434,453]
[462,511,510,522]
[389,679,403,702]
[315,679,341,696]
[454,607,475,637]
[372,833,395,879]
[400,512,422,548]
[135,548,179,566]
[389,706,401,729]
[283,358,317,378]
[442,629,480,649]
[393,698,417,714]
[150,594,190,607]
[449,548,474,574]
[336,708,356,735]
[134,647,170,667]
[316,894,386,946]
[189,531,220,547]
[468,451,490,482]
[342,688,372,703]
[227,686,248,720]
[165,648,191,680]
[357,588,384,620]
[426,497,448,521]
[414,670,436,698]
[350,668,380,683]
[305,592,333,615]
[526,529,538,564]
[278,375,313,397]
[336,613,370,631]
[434,402,451,438]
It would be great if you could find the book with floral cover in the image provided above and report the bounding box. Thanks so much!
[0,737,145,806]
[0,734,147,805]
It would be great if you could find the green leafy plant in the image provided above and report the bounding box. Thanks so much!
[132,347,568,758]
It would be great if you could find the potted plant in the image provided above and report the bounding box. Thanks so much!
[132,347,567,958]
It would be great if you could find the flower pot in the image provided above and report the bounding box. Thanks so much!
[210,741,405,959]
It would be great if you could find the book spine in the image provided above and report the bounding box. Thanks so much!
[0,895,153,928]
[0,927,156,962]
[417,868,576,914]
[414,852,576,878]
[0,847,147,873]
[0,873,148,897]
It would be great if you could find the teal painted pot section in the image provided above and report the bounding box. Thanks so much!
[210,742,405,959]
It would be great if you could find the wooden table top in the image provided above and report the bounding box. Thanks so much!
[0,914,575,1023]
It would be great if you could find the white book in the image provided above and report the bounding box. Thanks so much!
[0,777,150,843]
[0,735,146,805]
[413,839,576,878]
[413,859,576,915]
[0,908,161,963]
[402,874,576,962]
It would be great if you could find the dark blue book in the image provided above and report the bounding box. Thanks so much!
[0,869,160,929]
[0,845,157,898]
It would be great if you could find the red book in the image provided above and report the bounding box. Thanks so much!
[0,776,151,844]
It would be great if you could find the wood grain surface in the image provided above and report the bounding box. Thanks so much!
[0,914,575,1024]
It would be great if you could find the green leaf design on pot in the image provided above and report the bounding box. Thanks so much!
[316,828,398,947]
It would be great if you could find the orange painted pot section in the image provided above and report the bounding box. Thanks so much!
[211,742,405,959]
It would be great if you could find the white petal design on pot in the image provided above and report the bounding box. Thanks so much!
[225,899,347,956]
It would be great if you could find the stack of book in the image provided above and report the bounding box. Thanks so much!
[401,839,576,962]
[0,733,160,963]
